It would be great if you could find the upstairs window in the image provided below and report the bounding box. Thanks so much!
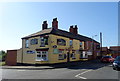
[25,39,29,48]
[30,38,38,45]
[80,42,82,47]
[57,39,66,46]
[44,37,48,45]
[69,40,73,46]
[40,37,48,47]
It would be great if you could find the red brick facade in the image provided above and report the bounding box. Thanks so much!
[5,50,17,65]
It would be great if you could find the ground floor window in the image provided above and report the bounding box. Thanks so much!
[58,50,64,60]
[80,51,83,58]
[71,52,76,59]
[80,51,88,58]
[36,51,48,61]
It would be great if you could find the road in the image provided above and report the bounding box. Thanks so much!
[1,61,119,79]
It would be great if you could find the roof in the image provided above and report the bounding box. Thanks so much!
[22,28,52,39]
[109,46,120,51]
[22,28,99,43]
[101,47,108,51]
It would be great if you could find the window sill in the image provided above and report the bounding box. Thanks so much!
[80,57,88,59]
[58,59,64,60]
[72,58,76,59]
[25,47,30,48]
[35,60,48,62]
[40,45,48,47]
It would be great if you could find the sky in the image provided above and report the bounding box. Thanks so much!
[0,2,118,51]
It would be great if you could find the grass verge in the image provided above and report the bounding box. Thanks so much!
[0,61,5,66]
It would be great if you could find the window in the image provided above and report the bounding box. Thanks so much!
[80,51,88,58]
[80,51,83,58]
[58,50,64,60]
[57,39,66,46]
[96,45,100,49]
[44,37,48,45]
[40,37,48,47]
[70,40,73,46]
[53,49,59,54]
[80,42,82,47]
[69,40,73,46]
[30,39,38,45]
[36,51,48,61]
[71,52,76,59]
[26,50,35,54]
[25,39,29,48]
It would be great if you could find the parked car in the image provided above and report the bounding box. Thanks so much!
[113,56,120,71]
[100,56,114,63]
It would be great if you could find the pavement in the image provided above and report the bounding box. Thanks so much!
[1,59,107,70]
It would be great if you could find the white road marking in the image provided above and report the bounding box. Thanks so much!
[75,70,92,79]
[77,76,87,79]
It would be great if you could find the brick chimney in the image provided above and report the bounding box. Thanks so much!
[42,21,48,30]
[69,25,74,33]
[69,25,78,34]
[52,18,58,29]
[74,25,78,34]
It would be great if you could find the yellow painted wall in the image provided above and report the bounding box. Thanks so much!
[17,48,22,63]
[20,34,85,64]
[22,36,50,64]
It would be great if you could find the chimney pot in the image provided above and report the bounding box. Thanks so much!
[43,21,47,24]
[53,18,57,21]
[75,25,78,29]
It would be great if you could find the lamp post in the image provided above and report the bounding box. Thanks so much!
[91,35,97,59]
[100,32,102,58]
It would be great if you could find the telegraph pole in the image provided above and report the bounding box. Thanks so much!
[100,32,102,58]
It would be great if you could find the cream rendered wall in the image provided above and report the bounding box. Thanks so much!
[48,34,69,63]
[48,34,85,63]
[17,48,22,63]
[22,34,85,64]
[22,36,50,64]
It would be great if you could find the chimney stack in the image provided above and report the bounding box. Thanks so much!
[69,25,74,33]
[74,25,78,34]
[42,21,48,30]
[69,25,78,34]
[52,18,58,29]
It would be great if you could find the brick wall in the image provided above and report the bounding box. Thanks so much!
[5,50,17,66]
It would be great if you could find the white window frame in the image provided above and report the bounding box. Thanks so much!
[71,52,76,59]
[70,40,73,46]
[30,38,38,45]
[80,42,82,47]
[80,51,88,58]
[58,50,64,60]
[36,51,48,61]
[25,39,29,48]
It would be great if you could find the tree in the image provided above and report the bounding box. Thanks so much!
[0,50,7,61]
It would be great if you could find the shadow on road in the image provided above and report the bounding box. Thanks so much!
[49,59,112,70]
[4,59,112,70]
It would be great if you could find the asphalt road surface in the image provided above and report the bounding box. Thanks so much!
[1,61,119,79]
